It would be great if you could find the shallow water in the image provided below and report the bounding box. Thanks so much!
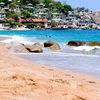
[19,48,100,78]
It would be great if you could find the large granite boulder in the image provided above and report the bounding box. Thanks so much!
[44,40,60,51]
[6,42,29,53]
[25,43,43,53]
[67,41,85,46]
[86,42,100,46]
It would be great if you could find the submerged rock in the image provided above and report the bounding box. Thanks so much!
[67,41,85,46]
[25,43,43,53]
[6,42,29,53]
[44,40,60,51]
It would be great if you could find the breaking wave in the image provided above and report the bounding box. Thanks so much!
[1,35,38,45]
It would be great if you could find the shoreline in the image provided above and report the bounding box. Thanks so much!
[0,43,100,99]
[0,28,100,31]
[15,52,100,80]
[18,51,100,79]
[0,35,100,79]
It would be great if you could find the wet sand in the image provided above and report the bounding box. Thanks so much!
[0,43,100,100]
[0,36,11,41]
[19,49,100,78]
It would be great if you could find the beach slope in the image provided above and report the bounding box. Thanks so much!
[0,43,100,100]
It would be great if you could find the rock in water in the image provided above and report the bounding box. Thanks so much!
[25,43,43,53]
[44,40,55,47]
[67,41,85,46]
[49,44,61,51]
[6,42,29,53]
[86,42,100,46]
[44,40,60,51]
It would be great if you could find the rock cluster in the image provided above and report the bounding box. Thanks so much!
[6,40,100,54]
[67,41,100,47]
[67,41,100,55]
[6,40,61,53]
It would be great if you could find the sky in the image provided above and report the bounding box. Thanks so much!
[56,0,100,11]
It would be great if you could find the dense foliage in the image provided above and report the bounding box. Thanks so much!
[0,0,72,11]
[0,0,72,20]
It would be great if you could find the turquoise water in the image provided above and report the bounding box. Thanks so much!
[0,30,100,43]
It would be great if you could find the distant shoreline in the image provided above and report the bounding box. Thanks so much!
[0,27,100,31]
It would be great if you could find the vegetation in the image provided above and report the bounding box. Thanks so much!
[21,10,31,18]
[0,0,72,16]
[9,22,20,28]
[0,0,73,28]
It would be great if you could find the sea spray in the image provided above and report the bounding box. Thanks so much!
[1,35,38,45]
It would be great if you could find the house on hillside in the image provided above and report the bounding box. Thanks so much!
[18,18,48,28]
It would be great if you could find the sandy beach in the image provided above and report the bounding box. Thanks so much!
[0,43,100,100]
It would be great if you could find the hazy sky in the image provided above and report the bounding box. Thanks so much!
[56,0,100,11]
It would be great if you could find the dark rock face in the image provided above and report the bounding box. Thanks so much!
[44,40,60,51]
[67,41,85,46]
[25,43,43,53]
[44,40,54,47]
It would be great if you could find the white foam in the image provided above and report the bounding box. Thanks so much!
[73,46,100,51]
[1,35,37,45]
[0,35,12,38]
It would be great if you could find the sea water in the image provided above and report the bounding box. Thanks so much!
[0,29,100,44]
[0,29,100,78]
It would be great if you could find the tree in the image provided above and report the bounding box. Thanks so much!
[61,4,72,15]
[9,22,20,28]
[21,10,31,18]
[0,0,3,2]
[63,4,72,12]
[9,3,16,9]
[6,11,18,18]
[29,0,40,5]
[0,0,9,4]
[19,0,26,5]
[54,2,63,9]
[44,0,54,7]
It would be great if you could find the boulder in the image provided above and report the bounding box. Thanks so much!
[44,40,54,47]
[25,43,43,53]
[34,42,43,48]
[44,40,60,51]
[67,41,85,46]
[49,44,60,51]
[6,42,29,53]
[86,42,100,46]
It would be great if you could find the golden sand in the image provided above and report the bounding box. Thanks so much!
[0,43,100,100]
